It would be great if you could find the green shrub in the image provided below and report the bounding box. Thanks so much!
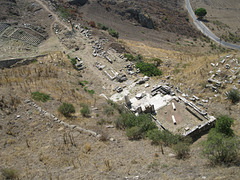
[104,105,114,116]
[58,103,75,117]
[124,54,143,62]
[80,103,90,117]
[57,6,71,20]
[107,99,125,114]
[147,129,163,145]
[1,168,18,180]
[126,126,142,140]
[227,89,240,104]
[97,23,108,30]
[97,119,106,125]
[31,92,50,102]
[70,58,77,66]
[88,89,95,95]
[124,53,135,61]
[108,28,119,38]
[215,115,234,137]
[150,57,163,67]
[173,142,190,159]
[136,62,162,76]
[160,130,181,146]
[116,113,157,139]
[202,129,240,165]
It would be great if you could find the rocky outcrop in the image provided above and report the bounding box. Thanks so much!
[125,8,154,29]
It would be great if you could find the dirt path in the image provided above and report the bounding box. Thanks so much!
[35,0,71,33]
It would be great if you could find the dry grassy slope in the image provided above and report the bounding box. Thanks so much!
[191,0,240,43]
[1,53,240,180]
[0,0,240,179]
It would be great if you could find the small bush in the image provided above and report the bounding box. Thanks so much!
[202,129,240,165]
[88,89,95,95]
[116,113,157,139]
[58,103,75,117]
[107,99,125,114]
[31,92,50,102]
[84,142,91,153]
[89,21,96,27]
[227,89,240,104]
[150,57,163,67]
[108,28,119,38]
[78,81,85,87]
[124,53,135,61]
[173,142,190,159]
[1,168,18,180]
[147,129,163,145]
[70,58,77,66]
[215,115,234,137]
[136,61,162,77]
[80,103,90,117]
[104,105,114,116]
[97,23,108,30]
[97,119,106,125]
[124,54,143,62]
[159,130,181,146]
[126,126,142,140]
[57,6,71,20]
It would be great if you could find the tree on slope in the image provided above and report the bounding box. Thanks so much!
[195,8,207,20]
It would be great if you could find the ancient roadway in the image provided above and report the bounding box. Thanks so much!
[185,0,240,50]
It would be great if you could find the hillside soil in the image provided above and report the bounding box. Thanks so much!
[0,0,240,179]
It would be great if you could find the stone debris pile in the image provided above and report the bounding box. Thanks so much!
[125,63,139,75]
[94,62,106,70]
[92,38,108,57]
[24,100,97,136]
[205,55,240,94]
[74,56,85,70]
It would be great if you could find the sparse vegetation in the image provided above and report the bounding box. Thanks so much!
[31,91,50,102]
[221,31,240,43]
[104,105,114,116]
[173,141,190,159]
[124,53,135,61]
[80,103,90,117]
[97,23,108,30]
[136,61,162,76]
[126,126,142,140]
[215,115,234,137]
[1,168,18,180]
[116,113,158,140]
[78,80,89,87]
[57,6,71,20]
[58,102,76,117]
[203,115,240,165]
[89,21,96,28]
[149,57,163,67]
[124,53,143,61]
[227,89,240,104]
[108,28,119,38]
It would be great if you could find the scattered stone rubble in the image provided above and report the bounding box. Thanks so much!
[74,56,85,70]
[205,55,240,95]
[24,100,116,141]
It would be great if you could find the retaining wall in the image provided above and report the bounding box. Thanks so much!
[0,54,47,69]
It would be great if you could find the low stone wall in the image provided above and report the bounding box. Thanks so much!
[183,116,216,138]
[0,54,47,69]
